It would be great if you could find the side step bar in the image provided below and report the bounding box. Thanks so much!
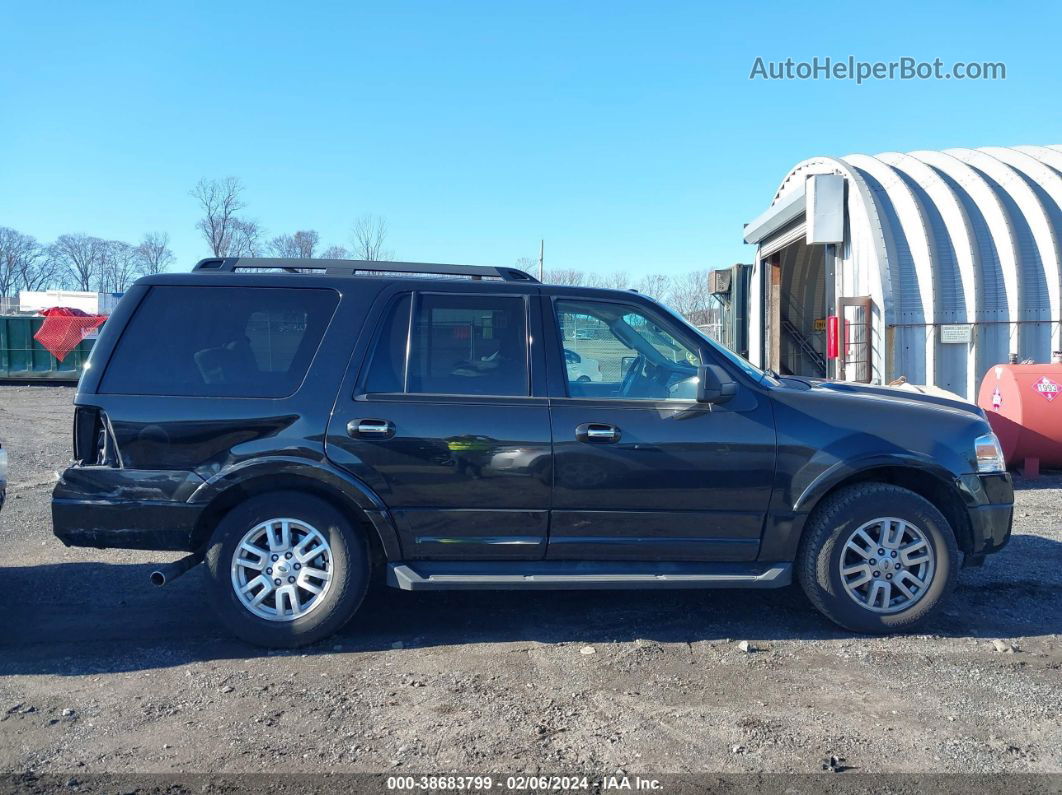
[388,561,791,591]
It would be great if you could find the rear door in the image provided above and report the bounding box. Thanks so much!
[325,285,553,560]
[543,293,776,562]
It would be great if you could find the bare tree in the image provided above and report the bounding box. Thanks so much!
[514,257,538,278]
[666,270,713,325]
[97,241,139,293]
[191,177,246,256]
[542,268,585,286]
[350,214,391,261]
[227,219,263,257]
[22,250,64,291]
[0,227,44,298]
[269,229,320,259]
[50,234,108,291]
[135,231,175,276]
[320,244,349,259]
[587,271,631,290]
[635,273,672,301]
[269,234,297,258]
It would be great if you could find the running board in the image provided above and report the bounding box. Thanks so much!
[387,561,791,591]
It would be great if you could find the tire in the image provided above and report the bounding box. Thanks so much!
[205,491,370,648]
[797,483,959,633]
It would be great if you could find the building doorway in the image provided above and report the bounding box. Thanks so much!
[764,238,828,377]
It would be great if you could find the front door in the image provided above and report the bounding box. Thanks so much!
[326,288,552,560]
[544,295,775,562]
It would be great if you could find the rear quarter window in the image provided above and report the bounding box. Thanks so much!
[99,286,338,397]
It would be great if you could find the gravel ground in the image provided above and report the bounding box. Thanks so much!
[1,385,1060,776]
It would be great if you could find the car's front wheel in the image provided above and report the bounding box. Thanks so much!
[798,483,959,633]
[205,491,370,647]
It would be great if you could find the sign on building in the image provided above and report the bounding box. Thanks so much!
[940,324,972,344]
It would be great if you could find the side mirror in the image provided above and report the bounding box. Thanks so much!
[697,364,737,404]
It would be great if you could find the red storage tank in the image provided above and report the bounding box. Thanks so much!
[977,363,1062,475]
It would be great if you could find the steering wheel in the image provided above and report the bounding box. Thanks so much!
[619,354,645,398]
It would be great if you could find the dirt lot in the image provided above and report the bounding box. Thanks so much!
[1,384,1060,776]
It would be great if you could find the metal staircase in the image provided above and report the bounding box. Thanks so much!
[781,294,827,376]
[781,319,827,375]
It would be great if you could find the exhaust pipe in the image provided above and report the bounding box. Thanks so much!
[150,552,203,587]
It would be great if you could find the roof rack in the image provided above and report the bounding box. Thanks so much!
[192,257,539,283]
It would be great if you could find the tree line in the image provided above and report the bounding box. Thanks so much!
[520,260,721,328]
[188,177,393,263]
[0,228,175,298]
[3,176,721,329]
[0,176,394,299]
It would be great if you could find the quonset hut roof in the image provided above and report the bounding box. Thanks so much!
[752,145,1062,396]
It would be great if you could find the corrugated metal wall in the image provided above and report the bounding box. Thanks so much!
[756,145,1062,399]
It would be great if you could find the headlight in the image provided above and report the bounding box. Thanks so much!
[974,432,1005,473]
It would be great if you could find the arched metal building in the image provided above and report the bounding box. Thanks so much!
[742,145,1062,399]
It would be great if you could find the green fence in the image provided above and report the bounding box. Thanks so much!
[0,316,96,381]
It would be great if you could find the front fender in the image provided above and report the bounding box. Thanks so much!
[187,456,402,559]
[793,453,960,513]
[757,453,964,563]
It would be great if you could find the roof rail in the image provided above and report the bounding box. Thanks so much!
[192,257,539,283]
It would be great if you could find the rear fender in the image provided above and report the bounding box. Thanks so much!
[188,456,401,559]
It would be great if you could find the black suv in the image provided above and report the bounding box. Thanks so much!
[53,258,1014,647]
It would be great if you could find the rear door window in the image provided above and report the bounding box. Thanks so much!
[99,286,338,397]
[409,294,528,396]
[360,292,529,397]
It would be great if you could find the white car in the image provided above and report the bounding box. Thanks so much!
[565,348,602,382]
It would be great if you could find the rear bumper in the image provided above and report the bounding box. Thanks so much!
[52,465,208,551]
[52,498,202,550]
[958,472,1014,555]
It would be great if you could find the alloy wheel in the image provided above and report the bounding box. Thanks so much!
[838,517,936,614]
[230,518,333,621]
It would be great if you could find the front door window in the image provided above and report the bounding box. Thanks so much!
[555,299,700,400]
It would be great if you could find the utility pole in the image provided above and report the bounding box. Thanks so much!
[538,239,544,281]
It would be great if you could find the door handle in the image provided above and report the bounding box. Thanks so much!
[348,418,395,438]
[576,422,621,443]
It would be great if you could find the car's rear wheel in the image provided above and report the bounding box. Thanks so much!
[205,491,370,647]
[798,483,959,633]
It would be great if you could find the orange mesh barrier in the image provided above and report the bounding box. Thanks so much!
[33,308,106,363]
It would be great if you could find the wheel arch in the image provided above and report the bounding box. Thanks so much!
[187,458,401,563]
[796,461,974,555]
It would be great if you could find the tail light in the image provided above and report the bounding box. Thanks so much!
[73,407,118,466]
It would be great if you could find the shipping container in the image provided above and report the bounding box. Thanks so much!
[0,316,95,381]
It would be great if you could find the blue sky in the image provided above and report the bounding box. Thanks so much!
[2,0,1059,279]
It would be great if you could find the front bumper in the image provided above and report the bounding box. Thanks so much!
[958,472,1014,555]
